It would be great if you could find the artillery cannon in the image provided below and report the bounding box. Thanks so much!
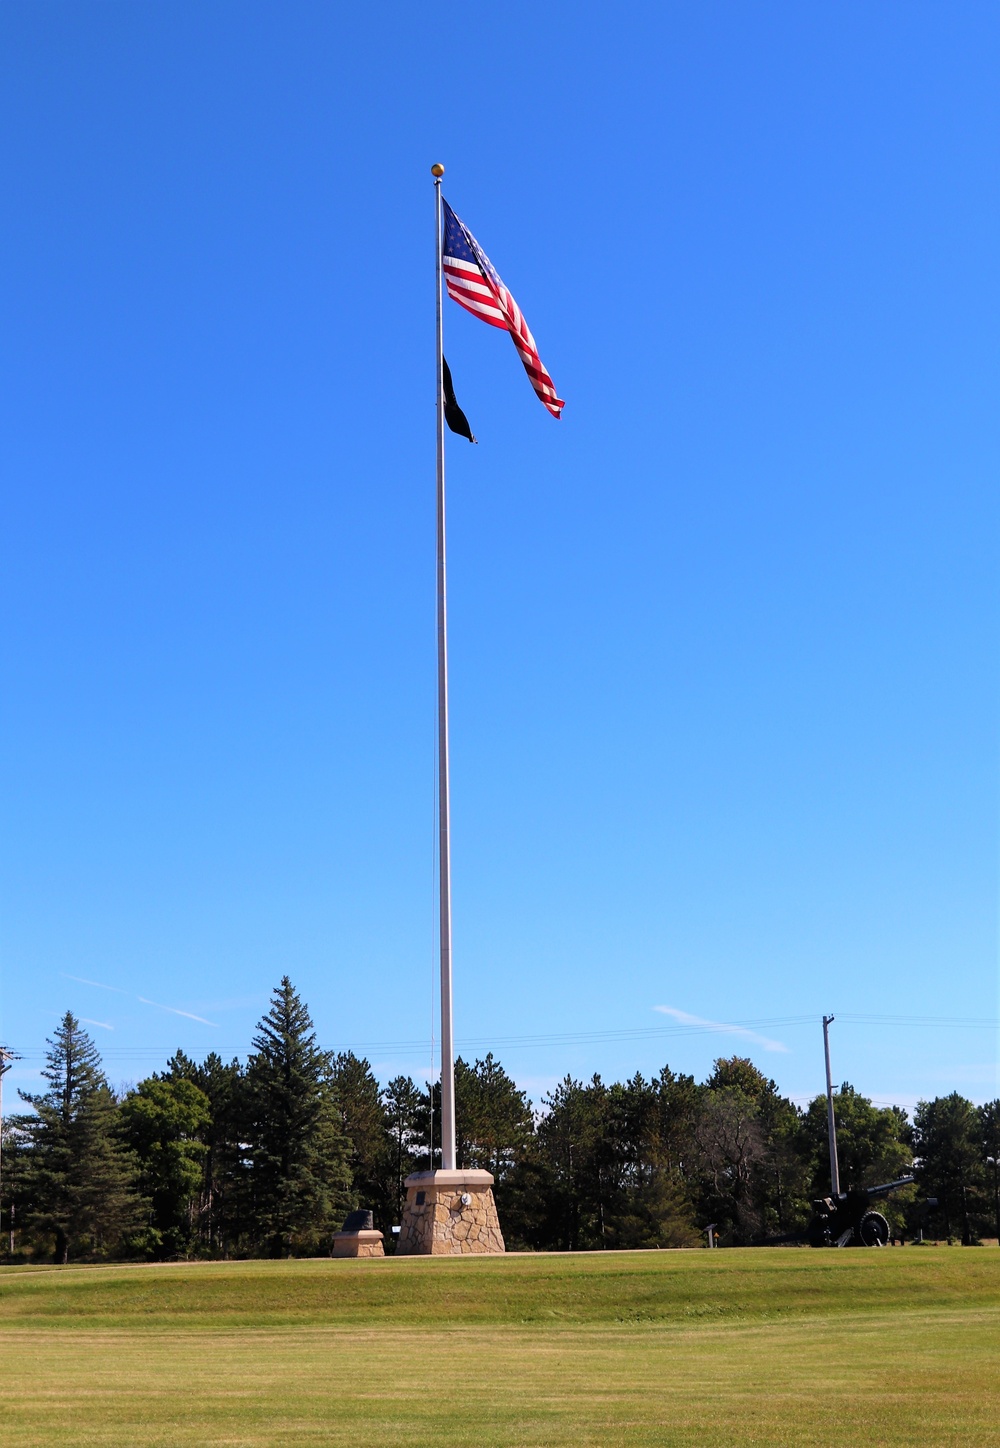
[806,1175,914,1248]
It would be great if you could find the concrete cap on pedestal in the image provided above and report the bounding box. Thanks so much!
[404,1169,495,1188]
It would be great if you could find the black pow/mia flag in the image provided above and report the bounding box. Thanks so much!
[442,357,477,443]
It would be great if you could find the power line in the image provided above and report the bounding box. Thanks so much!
[3,1011,998,1066]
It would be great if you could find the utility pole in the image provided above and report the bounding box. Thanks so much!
[822,1016,841,1196]
[0,1047,19,1257]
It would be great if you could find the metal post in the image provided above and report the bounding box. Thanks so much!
[822,1015,841,1196]
[432,164,456,1173]
[0,1048,15,1256]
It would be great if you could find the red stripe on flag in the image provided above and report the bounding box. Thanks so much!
[443,203,564,418]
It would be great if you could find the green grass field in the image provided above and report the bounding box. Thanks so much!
[2,1247,998,1446]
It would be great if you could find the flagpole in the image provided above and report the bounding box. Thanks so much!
[432,162,456,1172]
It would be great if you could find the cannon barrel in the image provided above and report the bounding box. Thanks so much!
[864,1175,915,1200]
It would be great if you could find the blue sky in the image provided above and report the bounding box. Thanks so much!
[1,2,998,1113]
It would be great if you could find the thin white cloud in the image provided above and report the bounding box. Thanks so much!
[80,1018,114,1032]
[62,973,128,995]
[60,973,216,1028]
[136,997,217,1028]
[654,1006,789,1053]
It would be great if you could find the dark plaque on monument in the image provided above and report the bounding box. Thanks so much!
[340,1209,374,1234]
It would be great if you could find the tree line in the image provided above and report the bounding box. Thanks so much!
[2,977,998,1261]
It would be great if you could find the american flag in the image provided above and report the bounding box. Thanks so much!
[442,199,564,419]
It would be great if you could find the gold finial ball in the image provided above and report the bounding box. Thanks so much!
[431,163,445,178]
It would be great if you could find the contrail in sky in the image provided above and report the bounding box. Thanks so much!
[61,974,217,1027]
[63,974,127,994]
[136,996,217,1026]
[654,1005,789,1053]
[79,1018,114,1032]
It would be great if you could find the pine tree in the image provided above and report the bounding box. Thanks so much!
[455,1053,534,1179]
[383,1075,425,1225]
[980,1101,1000,1243]
[913,1093,984,1244]
[535,1076,606,1250]
[19,1013,140,1263]
[120,1076,210,1256]
[246,978,352,1256]
[329,1052,392,1230]
[161,1050,250,1256]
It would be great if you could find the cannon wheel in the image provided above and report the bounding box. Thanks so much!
[857,1210,890,1247]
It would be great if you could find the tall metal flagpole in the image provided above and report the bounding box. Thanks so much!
[431,162,456,1172]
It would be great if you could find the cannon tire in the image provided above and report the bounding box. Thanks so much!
[857,1210,890,1247]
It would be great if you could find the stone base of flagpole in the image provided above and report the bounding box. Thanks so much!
[394,1170,505,1255]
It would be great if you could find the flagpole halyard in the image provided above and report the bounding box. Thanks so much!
[432,163,457,1173]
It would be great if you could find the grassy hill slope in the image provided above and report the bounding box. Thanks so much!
[2,1249,998,1446]
[2,1244,997,1327]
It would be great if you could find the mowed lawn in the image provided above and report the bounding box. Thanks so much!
[1,1248,999,1446]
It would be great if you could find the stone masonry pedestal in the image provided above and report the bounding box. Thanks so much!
[331,1209,384,1258]
[332,1228,384,1258]
[395,1169,505,1255]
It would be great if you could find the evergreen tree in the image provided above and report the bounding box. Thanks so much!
[412,1079,442,1174]
[382,1075,424,1225]
[534,1075,610,1250]
[162,1050,250,1257]
[603,1071,700,1249]
[980,1100,1000,1242]
[455,1054,534,1179]
[18,1013,140,1262]
[981,1099,1000,1161]
[913,1093,984,1244]
[650,1066,702,1183]
[329,1051,392,1229]
[246,978,352,1255]
[10,1016,995,1260]
[454,1054,538,1247]
[120,1076,210,1256]
[525,1070,699,1251]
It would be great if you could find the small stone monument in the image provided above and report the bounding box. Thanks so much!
[332,1208,385,1258]
[395,1169,505,1255]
